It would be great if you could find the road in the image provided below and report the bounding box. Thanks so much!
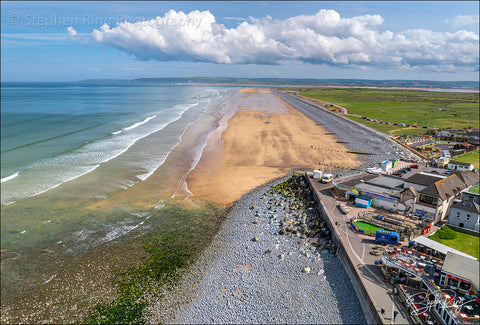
[308,177,412,324]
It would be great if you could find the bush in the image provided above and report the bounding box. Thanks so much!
[436,226,457,240]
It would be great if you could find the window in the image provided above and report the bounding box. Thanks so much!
[447,277,459,288]
[459,281,471,291]
[419,194,438,205]
[466,214,471,222]
[456,212,460,219]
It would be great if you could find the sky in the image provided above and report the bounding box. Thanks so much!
[1,1,479,82]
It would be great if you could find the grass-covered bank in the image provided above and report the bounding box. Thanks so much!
[452,149,480,169]
[281,87,479,132]
[84,202,225,324]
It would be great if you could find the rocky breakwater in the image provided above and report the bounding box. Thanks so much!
[266,176,337,257]
[158,174,366,324]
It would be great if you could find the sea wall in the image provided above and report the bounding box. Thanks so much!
[305,176,383,325]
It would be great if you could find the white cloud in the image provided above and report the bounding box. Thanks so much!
[446,15,479,28]
[67,26,77,38]
[90,9,479,72]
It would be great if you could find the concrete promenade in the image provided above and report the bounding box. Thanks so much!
[306,175,412,325]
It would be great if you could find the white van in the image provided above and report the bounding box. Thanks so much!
[321,174,334,183]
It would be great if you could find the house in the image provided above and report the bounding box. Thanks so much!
[404,172,469,224]
[447,199,480,231]
[448,161,474,172]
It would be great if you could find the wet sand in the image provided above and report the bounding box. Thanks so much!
[186,88,360,204]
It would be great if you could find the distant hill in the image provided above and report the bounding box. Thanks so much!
[79,77,479,90]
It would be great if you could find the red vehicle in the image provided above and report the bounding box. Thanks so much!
[411,164,419,169]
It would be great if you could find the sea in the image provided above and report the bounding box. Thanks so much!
[0,82,234,316]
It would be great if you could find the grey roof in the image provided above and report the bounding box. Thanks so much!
[356,182,403,199]
[405,172,445,186]
[401,186,419,197]
[419,174,467,200]
[449,161,473,167]
[442,251,479,289]
[365,174,405,190]
[337,173,378,188]
[456,171,480,187]
[413,236,477,260]
[450,200,480,214]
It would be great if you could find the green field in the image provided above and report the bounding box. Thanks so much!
[354,220,390,235]
[429,227,479,259]
[287,88,479,133]
[452,149,480,169]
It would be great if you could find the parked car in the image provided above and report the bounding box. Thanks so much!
[406,124,411,127]
[393,123,398,125]
[405,167,412,171]
[411,164,419,168]
[392,172,402,177]
[430,170,439,174]
[422,126,428,128]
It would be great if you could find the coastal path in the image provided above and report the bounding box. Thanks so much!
[307,176,412,325]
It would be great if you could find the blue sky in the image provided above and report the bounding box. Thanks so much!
[1,1,479,82]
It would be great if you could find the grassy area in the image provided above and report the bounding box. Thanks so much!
[287,88,479,130]
[429,226,479,259]
[354,220,390,235]
[452,149,480,169]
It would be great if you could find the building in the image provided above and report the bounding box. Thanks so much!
[462,184,480,204]
[335,171,478,224]
[402,172,467,224]
[381,245,479,325]
[440,251,479,294]
[448,200,480,231]
[448,161,475,172]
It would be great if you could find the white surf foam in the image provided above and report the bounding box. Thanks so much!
[123,115,157,131]
[1,172,19,183]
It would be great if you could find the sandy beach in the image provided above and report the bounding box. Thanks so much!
[186,88,360,204]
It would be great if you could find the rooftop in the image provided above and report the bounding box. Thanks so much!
[450,161,474,167]
[419,174,467,200]
[442,251,480,289]
[450,200,480,214]
[404,172,445,187]
[455,171,480,188]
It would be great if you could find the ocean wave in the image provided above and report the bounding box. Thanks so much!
[1,171,19,183]
[123,114,157,131]
[0,88,227,205]
[1,103,199,205]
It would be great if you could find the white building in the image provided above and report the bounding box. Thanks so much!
[448,161,474,172]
